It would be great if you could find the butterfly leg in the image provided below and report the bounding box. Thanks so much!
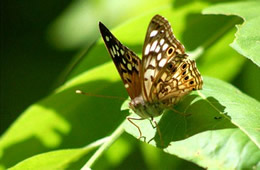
[147,117,164,147]
[127,117,146,142]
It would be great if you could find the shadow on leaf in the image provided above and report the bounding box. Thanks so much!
[152,94,235,148]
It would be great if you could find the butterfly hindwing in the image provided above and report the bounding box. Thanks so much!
[99,22,142,99]
[152,55,203,105]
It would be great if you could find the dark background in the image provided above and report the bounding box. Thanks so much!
[1,0,75,133]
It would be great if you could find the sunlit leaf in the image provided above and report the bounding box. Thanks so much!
[203,1,260,67]
[10,149,90,170]
[123,77,260,169]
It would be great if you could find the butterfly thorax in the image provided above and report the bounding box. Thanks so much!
[129,95,164,119]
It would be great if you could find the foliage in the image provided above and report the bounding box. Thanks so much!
[1,0,259,169]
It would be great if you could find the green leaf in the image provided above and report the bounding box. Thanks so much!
[9,149,89,170]
[0,63,127,169]
[197,28,245,81]
[124,77,260,147]
[123,77,260,169]
[203,1,260,67]
[8,136,111,170]
[167,129,260,169]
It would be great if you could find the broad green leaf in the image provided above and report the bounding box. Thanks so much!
[123,77,260,169]
[8,136,111,170]
[0,63,127,169]
[197,28,245,81]
[235,60,260,101]
[140,141,204,170]
[10,149,89,170]
[124,77,260,148]
[167,129,260,169]
[203,1,260,67]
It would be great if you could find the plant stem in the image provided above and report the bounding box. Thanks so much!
[83,136,111,150]
[81,121,125,169]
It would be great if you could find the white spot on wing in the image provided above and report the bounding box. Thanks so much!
[115,45,119,50]
[162,43,169,51]
[144,44,151,55]
[105,36,109,42]
[144,69,154,80]
[157,53,162,60]
[120,49,124,55]
[155,46,160,53]
[122,58,126,64]
[150,40,158,52]
[159,58,167,67]
[150,30,158,37]
[125,84,129,88]
[144,68,154,95]
[150,58,156,67]
[112,46,116,55]
[110,49,115,58]
[127,63,132,70]
[160,39,165,46]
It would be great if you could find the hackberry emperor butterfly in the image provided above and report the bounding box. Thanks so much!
[99,15,203,141]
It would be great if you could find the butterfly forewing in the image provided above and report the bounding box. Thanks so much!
[141,15,186,101]
[99,22,142,99]
[152,55,203,105]
[141,15,202,104]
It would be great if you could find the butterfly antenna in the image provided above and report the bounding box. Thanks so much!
[75,90,125,101]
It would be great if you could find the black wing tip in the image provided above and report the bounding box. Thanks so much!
[98,21,111,36]
[99,21,104,27]
[98,21,105,30]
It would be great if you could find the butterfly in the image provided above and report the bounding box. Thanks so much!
[99,14,203,141]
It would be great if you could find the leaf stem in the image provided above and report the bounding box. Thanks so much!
[83,136,111,150]
[81,121,125,169]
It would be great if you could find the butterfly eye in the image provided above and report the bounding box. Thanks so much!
[167,47,174,56]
